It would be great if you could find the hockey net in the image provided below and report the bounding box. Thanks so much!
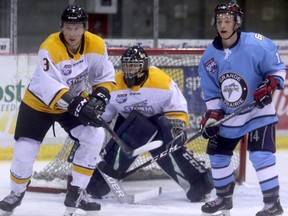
[27,48,247,193]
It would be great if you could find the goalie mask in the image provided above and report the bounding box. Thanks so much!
[61,5,88,28]
[121,46,150,88]
[212,2,243,29]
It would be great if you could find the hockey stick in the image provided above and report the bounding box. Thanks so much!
[100,119,163,157]
[97,166,162,204]
[66,141,162,204]
[97,132,187,180]
[98,101,257,180]
[67,123,163,162]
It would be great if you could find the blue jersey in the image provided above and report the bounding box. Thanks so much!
[198,32,287,138]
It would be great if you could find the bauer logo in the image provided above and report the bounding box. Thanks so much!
[205,58,218,74]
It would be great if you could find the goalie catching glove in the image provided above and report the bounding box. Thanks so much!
[253,76,278,109]
[199,110,224,139]
[157,116,186,144]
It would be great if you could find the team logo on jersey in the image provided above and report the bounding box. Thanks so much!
[219,72,248,108]
[205,58,218,74]
[67,69,88,86]
[124,100,154,115]
[116,94,128,104]
[61,65,72,76]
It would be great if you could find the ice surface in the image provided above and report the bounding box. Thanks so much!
[1,151,288,216]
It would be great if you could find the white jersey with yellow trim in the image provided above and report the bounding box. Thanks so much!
[102,66,189,125]
[23,31,115,113]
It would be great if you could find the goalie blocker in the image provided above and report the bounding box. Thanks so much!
[86,111,214,202]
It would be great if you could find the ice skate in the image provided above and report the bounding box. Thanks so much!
[201,196,232,216]
[0,191,25,216]
[256,198,283,216]
[63,185,101,216]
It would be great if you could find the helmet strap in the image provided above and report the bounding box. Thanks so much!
[215,22,239,41]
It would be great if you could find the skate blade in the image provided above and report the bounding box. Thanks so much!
[63,207,77,216]
[63,207,100,216]
[201,210,231,216]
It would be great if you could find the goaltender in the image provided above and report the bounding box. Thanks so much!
[86,45,214,202]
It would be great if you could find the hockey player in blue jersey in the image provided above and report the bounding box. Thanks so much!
[198,2,286,216]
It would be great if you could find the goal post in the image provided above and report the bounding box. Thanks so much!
[27,48,247,193]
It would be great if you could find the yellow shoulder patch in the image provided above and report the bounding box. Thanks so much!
[112,72,129,91]
[111,67,172,91]
[143,67,172,90]
[40,32,70,64]
[39,32,106,64]
[83,32,105,55]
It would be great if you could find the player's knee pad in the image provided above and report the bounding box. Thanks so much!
[249,151,276,169]
[11,137,40,173]
[10,137,40,192]
[71,125,105,154]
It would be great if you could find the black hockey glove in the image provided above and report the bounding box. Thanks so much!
[199,110,225,139]
[67,96,102,127]
[253,76,278,109]
[90,87,111,115]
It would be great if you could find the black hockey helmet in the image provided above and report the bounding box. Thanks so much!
[212,2,243,26]
[61,5,88,27]
[121,46,150,88]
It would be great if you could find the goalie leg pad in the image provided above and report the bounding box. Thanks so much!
[172,147,214,202]
[186,169,214,202]
[86,169,110,198]
[149,145,179,181]
[150,145,214,202]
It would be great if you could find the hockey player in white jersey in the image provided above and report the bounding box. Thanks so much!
[0,5,115,216]
[85,45,214,202]
[198,2,286,216]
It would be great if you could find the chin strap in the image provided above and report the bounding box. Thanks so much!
[222,30,237,40]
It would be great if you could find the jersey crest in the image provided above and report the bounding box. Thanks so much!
[67,68,88,86]
[219,72,248,108]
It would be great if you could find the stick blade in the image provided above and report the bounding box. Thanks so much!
[131,186,162,203]
[131,140,164,157]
